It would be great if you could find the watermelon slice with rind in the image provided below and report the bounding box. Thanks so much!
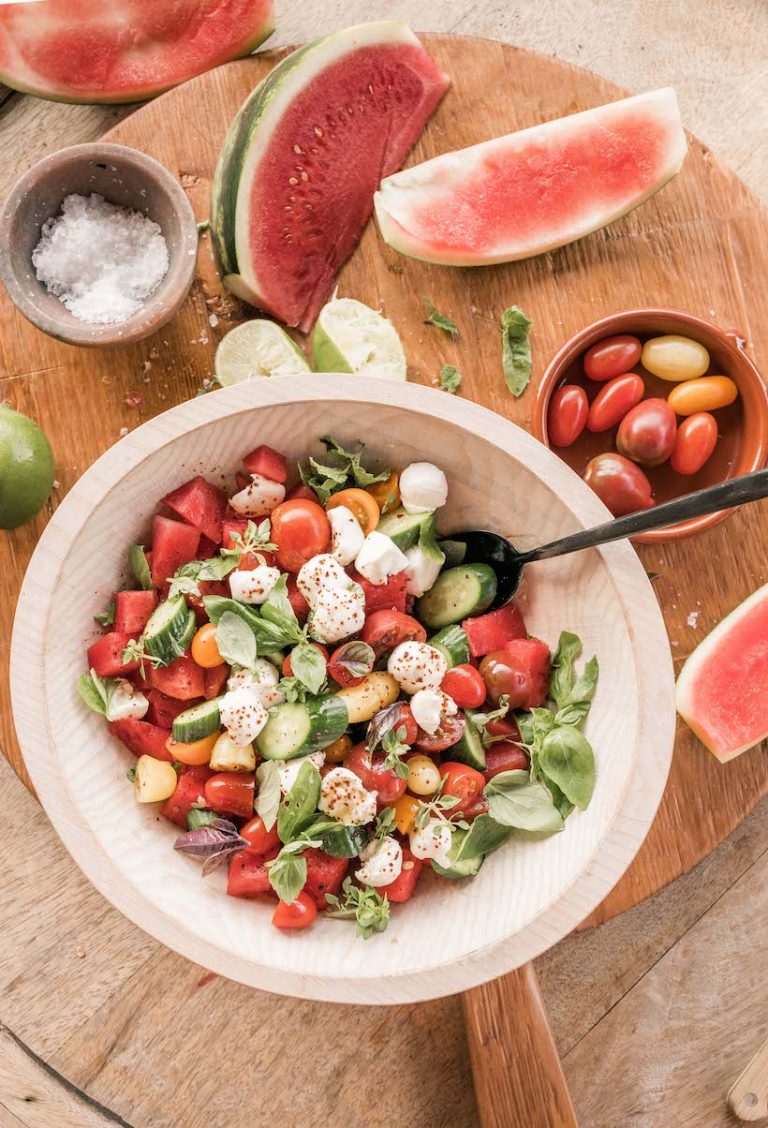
[374,88,687,266]
[676,584,768,762]
[210,22,449,332]
[0,0,274,104]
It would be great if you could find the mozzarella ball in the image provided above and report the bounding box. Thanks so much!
[410,819,453,868]
[356,837,403,888]
[308,585,366,643]
[399,463,448,514]
[319,767,377,826]
[278,751,326,794]
[228,661,283,709]
[354,530,409,586]
[296,553,351,608]
[106,679,149,722]
[404,543,443,597]
[219,687,269,745]
[229,564,281,605]
[387,641,447,694]
[328,505,366,567]
[229,472,285,517]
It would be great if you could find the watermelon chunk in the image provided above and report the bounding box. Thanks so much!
[302,849,348,909]
[109,718,173,761]
[0,0,274,104]
[243,444,287,483]
[87,631,139,677]
[374,89,687,266]
[150,516,201,586]
[210,22,449,331]
[227,847,279,898]
[161,476,228,545]
[162,765,214,828]
[462,603,528,658]
[147,655,206,701]
[146,689,200,729]
[114,590,158,636]
[676,584,768,762]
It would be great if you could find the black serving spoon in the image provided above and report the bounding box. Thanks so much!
[446,468,768,608]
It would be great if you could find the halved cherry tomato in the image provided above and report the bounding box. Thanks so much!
[282,643,328,678]
[415,714,465,754]
[191,623,223,669]
[270,499,330,573]
[616,398,677,467]
[583,335,642,382]
[485,715,521,742]
[326,488,380,533]
[240,815,280,854]
[272,891,318,930]
[204,772,255,819]
[366,470,400,515]
[345,742,406,805]
[324,735,352,763]
[483,742,530,782]
[361,610,426,656]
[440,761,485,802]
[547,385,588,448]
[383,702,419,745]
[586,373,645,433]
[327,642,372,688]
[394,794,421,834]
[441,664,487,709]
[583,452,655,517]
[165,731,219,766]
[670,412,718,475]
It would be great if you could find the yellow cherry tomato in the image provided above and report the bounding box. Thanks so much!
[324,734,352,764]
[166,730,219,766]
[667,376,738,416]
[326,488,380,533]
[406,754,441,797]
[191,623,224,669]
[394,794,421,835]
[641,335,710,382]
[134,755,178,803]
[366,471,400,515]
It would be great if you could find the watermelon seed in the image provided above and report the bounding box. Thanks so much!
[313,126,323,138]
[289,177,299,186]
[293,144,303,156]
[301,172,309,182]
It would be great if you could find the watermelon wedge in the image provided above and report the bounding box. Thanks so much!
[210,22,449,332]
[374,88,687,266]
[676,585,768,762]
[0,0,274,104]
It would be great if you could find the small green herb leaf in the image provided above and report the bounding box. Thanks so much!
[277,760,322,844]
[501,305,533,397]
[267,853,308,905]
[94,601,116,628]
[215,611,257,668]
[439,364,462,394]
[484,769,564,833]
[538,726,595,810]
[289,641,327,695]
[255,761,281,831]
[381,725,410,779]
[261,575,304,644]
[324,876,391,939]
[78,669,115,716]
[424,300,459,338]
[187,808,217,830]
[471,695,511,747]
[455,814,512,860]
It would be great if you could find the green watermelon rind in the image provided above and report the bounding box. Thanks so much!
[209,21,433,316]
[373,88,687,267]
[676,583,768,762]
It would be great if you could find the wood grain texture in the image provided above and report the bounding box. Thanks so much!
[729,1033,768,1121]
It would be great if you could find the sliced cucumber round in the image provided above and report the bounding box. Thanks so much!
[172,697,223,743]
[376,507,434,551]
[450,711,487,771]
[143,598,196,665]
[256,695,349,761]
[416,564,497,629]
[319,822,368,858]
[429,624,470,668]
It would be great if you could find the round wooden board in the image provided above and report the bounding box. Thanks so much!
[1,34,767,937]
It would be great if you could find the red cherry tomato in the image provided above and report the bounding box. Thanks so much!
[584,452,655,517]
[583,335,642,382]
[282,642,328,678]
[344,742,406,805]
[204,772,255,820]
[240,815,280,854]
[361,609,426,656]
[485,715,521,741]
[439,761,485,802]
[270,499,330,573]
[616,398,677,467]
[415,713,465,753]
[440,664,487,709]
[670,412,718,475]
[586,373,645,433]
[483,742,530,782]
[547,385,588,447]
[479,650,534,708]
[378,702,419,745]
[272,891,318,930]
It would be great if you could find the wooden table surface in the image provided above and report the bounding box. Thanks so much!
[1,3,768,1127]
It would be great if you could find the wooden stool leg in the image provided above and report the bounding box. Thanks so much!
[463,963,578,1128]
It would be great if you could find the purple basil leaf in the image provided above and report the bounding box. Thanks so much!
[334,640,375,680]
[366,702,405,752]
[174,822,247,858]
[201,844,245,876]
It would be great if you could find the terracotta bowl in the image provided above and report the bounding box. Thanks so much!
[0,142,198,348]
[533,310,768,543]
[10,377,675,1004]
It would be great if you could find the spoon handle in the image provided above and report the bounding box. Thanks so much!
[522,468,768,563]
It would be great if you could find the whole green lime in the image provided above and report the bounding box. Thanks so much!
[0,404,55,529]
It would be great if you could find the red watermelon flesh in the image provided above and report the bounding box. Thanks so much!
[676,584,768,762]
[0,0,274,104]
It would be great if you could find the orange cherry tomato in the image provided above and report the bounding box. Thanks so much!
[191,623,223,669]
[586,373,645,433]
[616,398,677,467]
[667,376,738,416]
[326,487,380,533]
[204,772,255,819]
[547,385,588,447]
[240,815,280,854]
[272,891,318,930]
[324,734,353,763]
[583,452,655,517]
[166,731,219,766]
[270,498,331,573]
[670,412,719,475]
[583,335,642,382]
[394,794,421,835]
[366,470,400,515]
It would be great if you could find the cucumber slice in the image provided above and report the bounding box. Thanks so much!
[431,829,485,879]
[376,507,434,551]
[319,822,368,858]
[143,598,196,665]
[256,695,349,761]
[129,544,153,590]
[429,624,470,668]
[416,564,497,629]
[438,539,467,568]
[172,697,223,743]
[451,711,487,770]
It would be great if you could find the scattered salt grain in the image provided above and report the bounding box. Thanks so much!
[32,193,169,326]
[209,313,219,328]
[687,611,699,628]
[119,427,129,437]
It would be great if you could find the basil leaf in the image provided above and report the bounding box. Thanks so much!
[197,555,240,582]
[261,575,302,641]
[94,601,116,628]
[554,701,591,728]
[367,701,407,751]
[277,760,322,844]
[78,669,113,716]
[417,514,446,565]
[439,364,462,394]
[129,544,153,590]
[423,300,459,338]
[538,726,596,810]
[332,640,375,680]
[484,769,564,833]
[187,808,217,830]
[204,595,297,653]
[214,611,257,668]
[501,305,532,397]
[543,777,575,821]
[455,813,511,860]
[267,853,307,904]
[174,819,248,873]
[568,656,599,709]
[290,641,327,694]
[549,631,581,708]
[255,760,281,831]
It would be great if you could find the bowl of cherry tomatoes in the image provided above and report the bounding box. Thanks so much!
[533,309,768,542]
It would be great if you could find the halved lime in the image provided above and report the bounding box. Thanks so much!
[0,404,55,529]
[214,319,311,386]
[312,297,407,381]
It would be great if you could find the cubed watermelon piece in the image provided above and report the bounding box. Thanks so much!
[114,590,158,635]
[204,664,230,699]
[186,579,229,624]
[109,718,173,761]
[87,631,139,677]
[285,483,316,502]
[243,444,287,483]
[348,568,408,613]
[302,848,349,909]
[146,689,200,729]
[161,476,229,544]
[197,535,219,560]
[151,516,201,586]
[162,764,214,828]
[379,848,422,902]
[462,602,528,657]
[503,638,551,708]
[147,655,206,700]
[227,847,280,898]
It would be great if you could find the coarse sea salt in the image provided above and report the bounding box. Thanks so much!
[32,193,169,326]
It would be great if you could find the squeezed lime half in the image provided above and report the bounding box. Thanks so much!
[214,319,311,386]
[312,297,407,381]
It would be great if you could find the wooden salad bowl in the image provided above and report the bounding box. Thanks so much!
[10,375,675,1004]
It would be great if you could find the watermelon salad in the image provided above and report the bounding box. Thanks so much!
[79,437,598,937]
